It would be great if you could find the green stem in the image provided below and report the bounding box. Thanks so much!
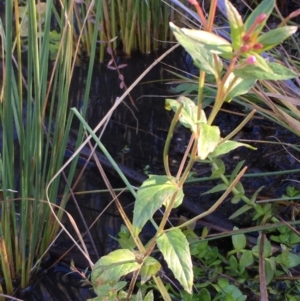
[197,70,206,119]
[163,103,183,179]
[153,276,172,301]
[178,141,198,188]
[176,134,195,181]
[207,56,238,125]
[222,109,256,142]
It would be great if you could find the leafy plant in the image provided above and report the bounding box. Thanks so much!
[71,0,299,300]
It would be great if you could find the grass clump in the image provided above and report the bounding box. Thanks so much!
[0,0,102,297]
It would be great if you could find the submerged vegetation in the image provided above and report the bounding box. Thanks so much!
[0,0,300,300]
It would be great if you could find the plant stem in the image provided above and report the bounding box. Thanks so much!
[163,103,183,179]
[207,56,238,125]
[207,0,217,32]
[176,134,195,181]
[197,70,206,118]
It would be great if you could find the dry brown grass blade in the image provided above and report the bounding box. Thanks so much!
[250,86,300,134]
[44,194,95,268]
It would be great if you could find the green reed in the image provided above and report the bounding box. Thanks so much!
[70,0,184,62]
[0,0,102,296]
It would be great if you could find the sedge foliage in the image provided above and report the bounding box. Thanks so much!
[0,0,101,297]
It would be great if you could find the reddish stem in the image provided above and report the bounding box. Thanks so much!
[188,0,207,30]
[207,0,217,32]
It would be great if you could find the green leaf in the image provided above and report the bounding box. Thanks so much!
[289,232,300,245]
[265,258,275,285]
[234,61,298,80]
[117,224,136,250]
[202,183,228,195]
[254,53,275,73]
[235,182,245,195]
[157,229,193,293]
[211,158,226,176]
[170,82,199,95]
[224,294,234,301]
[222,285,247,301]
[178,26,233,59]
[276,252,300,269]
[133,175,184,235]
[252,236,272,258]
[231,191,244,204]
[252,204,265,220]
[165,97,206,134]
[240,250,254,268]
[228,255,238,270]
[143,290,154,301]
[198,288,211,301]
[209,140,256,159]
[113,281,127,292]
[224,73,257,102]
[244,0,275,35]
[257,26,298,51]
[91,249,140,286]
[92,284,114,297]
[250,186,264,204]
[170,22,223,77]
[287,186,300,197]
[140,256,161,284]
[232,227,246,251]
[218,277,229,288]
[134,289,143,301]
[49,30,61,41]
[229,204,252,220]
[225,0,244,50]
[197,124,221,160]
[230,160,245,182]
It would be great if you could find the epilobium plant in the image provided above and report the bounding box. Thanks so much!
[87,0,298,300]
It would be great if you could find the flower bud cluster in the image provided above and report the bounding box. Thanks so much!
[235,13,267,63]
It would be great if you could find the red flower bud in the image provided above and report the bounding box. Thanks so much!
[242,34,251,42]
[253,43,263,50]
[255,13,267,24]
[240,44,251,53]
